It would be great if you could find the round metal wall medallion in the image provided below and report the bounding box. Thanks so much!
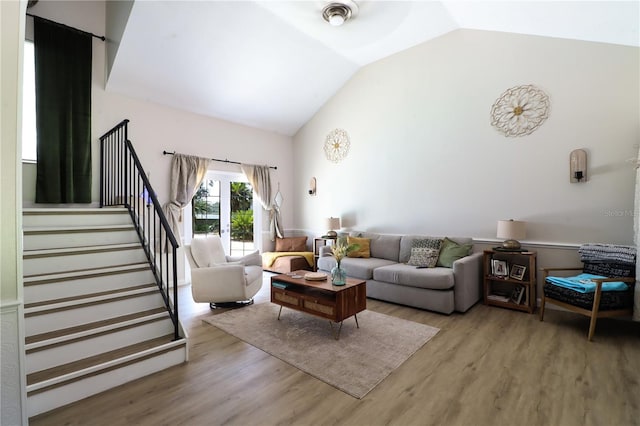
[490,85,550,137]
[324,129,351,163]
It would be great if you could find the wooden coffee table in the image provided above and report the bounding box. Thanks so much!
[270,270,366,339]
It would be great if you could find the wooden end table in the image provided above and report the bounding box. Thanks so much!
[270,270,366,340]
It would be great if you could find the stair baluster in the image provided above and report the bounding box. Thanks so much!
[100,119,179,340]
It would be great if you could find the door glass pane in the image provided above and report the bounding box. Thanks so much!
[230,181,254,257]
[190,175,258,257]
[192,179,220,236]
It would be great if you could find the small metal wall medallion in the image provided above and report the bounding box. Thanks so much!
[490,85,550,137]
[324,128,351,163]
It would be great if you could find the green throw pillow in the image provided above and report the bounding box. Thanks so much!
[437,237,472,268]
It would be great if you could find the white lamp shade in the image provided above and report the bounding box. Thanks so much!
[325,217,341,231]
[497,220,526,240]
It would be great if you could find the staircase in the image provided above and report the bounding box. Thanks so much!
[23,207,188,417]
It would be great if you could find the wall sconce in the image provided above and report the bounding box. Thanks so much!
[570,149,587,183]
[308,177,317,195]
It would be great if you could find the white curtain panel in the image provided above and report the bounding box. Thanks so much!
[635,150,640,321]
[163,153,211,241]
[241,164,283,241]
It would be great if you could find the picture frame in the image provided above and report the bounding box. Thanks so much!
[492,259,509,277]
[510,285,526,304]
[510,264,526,281]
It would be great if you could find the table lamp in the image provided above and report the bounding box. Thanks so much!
[325,217,341,238]
[497,219,526,250]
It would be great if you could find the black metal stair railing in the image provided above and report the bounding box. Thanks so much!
[99,119,180,340]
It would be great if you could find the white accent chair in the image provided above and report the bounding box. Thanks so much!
[184,235,263,309]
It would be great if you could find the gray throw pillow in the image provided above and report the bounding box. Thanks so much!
[412,238,443,251]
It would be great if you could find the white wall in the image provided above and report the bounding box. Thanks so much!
[293,29,639,246]
[104,0,133,82]
[18,3,640,302]
[22,1,295,235]
[2,0,28,423]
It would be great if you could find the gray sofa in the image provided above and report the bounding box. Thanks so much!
[317,233,482,314]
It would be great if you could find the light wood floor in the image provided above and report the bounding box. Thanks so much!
[31,273,640,426]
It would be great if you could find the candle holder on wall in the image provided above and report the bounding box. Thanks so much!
[570,149,587,183]
[308,177,317,195]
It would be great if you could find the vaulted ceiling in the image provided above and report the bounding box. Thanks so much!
[106,1,640,136]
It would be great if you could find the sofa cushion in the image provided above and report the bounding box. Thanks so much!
[352,232,401,262]
[318,255,397,280]
[342,257,398,280]
[275,236,307,252]
[373,263,455,290]
[437,237,473,268]
[347,236,371,258]
[407,247,439,267]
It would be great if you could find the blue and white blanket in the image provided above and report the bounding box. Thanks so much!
[546,273,629,294]
[578,243,636,265]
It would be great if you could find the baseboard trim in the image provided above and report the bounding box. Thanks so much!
[1,299,24,310]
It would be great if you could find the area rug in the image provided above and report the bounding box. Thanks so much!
[203,303,439,398]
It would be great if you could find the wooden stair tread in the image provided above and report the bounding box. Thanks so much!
[26,307,168,345]
[27,334,177,386]
[24,263,150,282]
[24,288,161,318]
[24,243,142,258]
[23,207,127,214]
[25,283,157,309]
[24,224,134,233]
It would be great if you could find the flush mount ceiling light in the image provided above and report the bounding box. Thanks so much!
[322,1,358,27]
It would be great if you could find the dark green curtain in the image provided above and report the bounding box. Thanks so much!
[34,16,92,203]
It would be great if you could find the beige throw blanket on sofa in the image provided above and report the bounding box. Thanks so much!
[262,251,314,267]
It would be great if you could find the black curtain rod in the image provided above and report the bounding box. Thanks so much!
[163,151,277,170]
[26,13,106,41]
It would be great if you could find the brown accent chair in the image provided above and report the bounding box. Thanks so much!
[540,263,635,341]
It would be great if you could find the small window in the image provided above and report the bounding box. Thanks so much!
[22,40,37,162]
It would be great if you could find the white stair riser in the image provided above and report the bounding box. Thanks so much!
[24,269,155,305]
[22,207,188,416]
[26,319,175,374]
[23,210,131,227]
[24,248,148,276]
[24,229,139,251]
[27,345,187,417]
[26,292,166,337]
